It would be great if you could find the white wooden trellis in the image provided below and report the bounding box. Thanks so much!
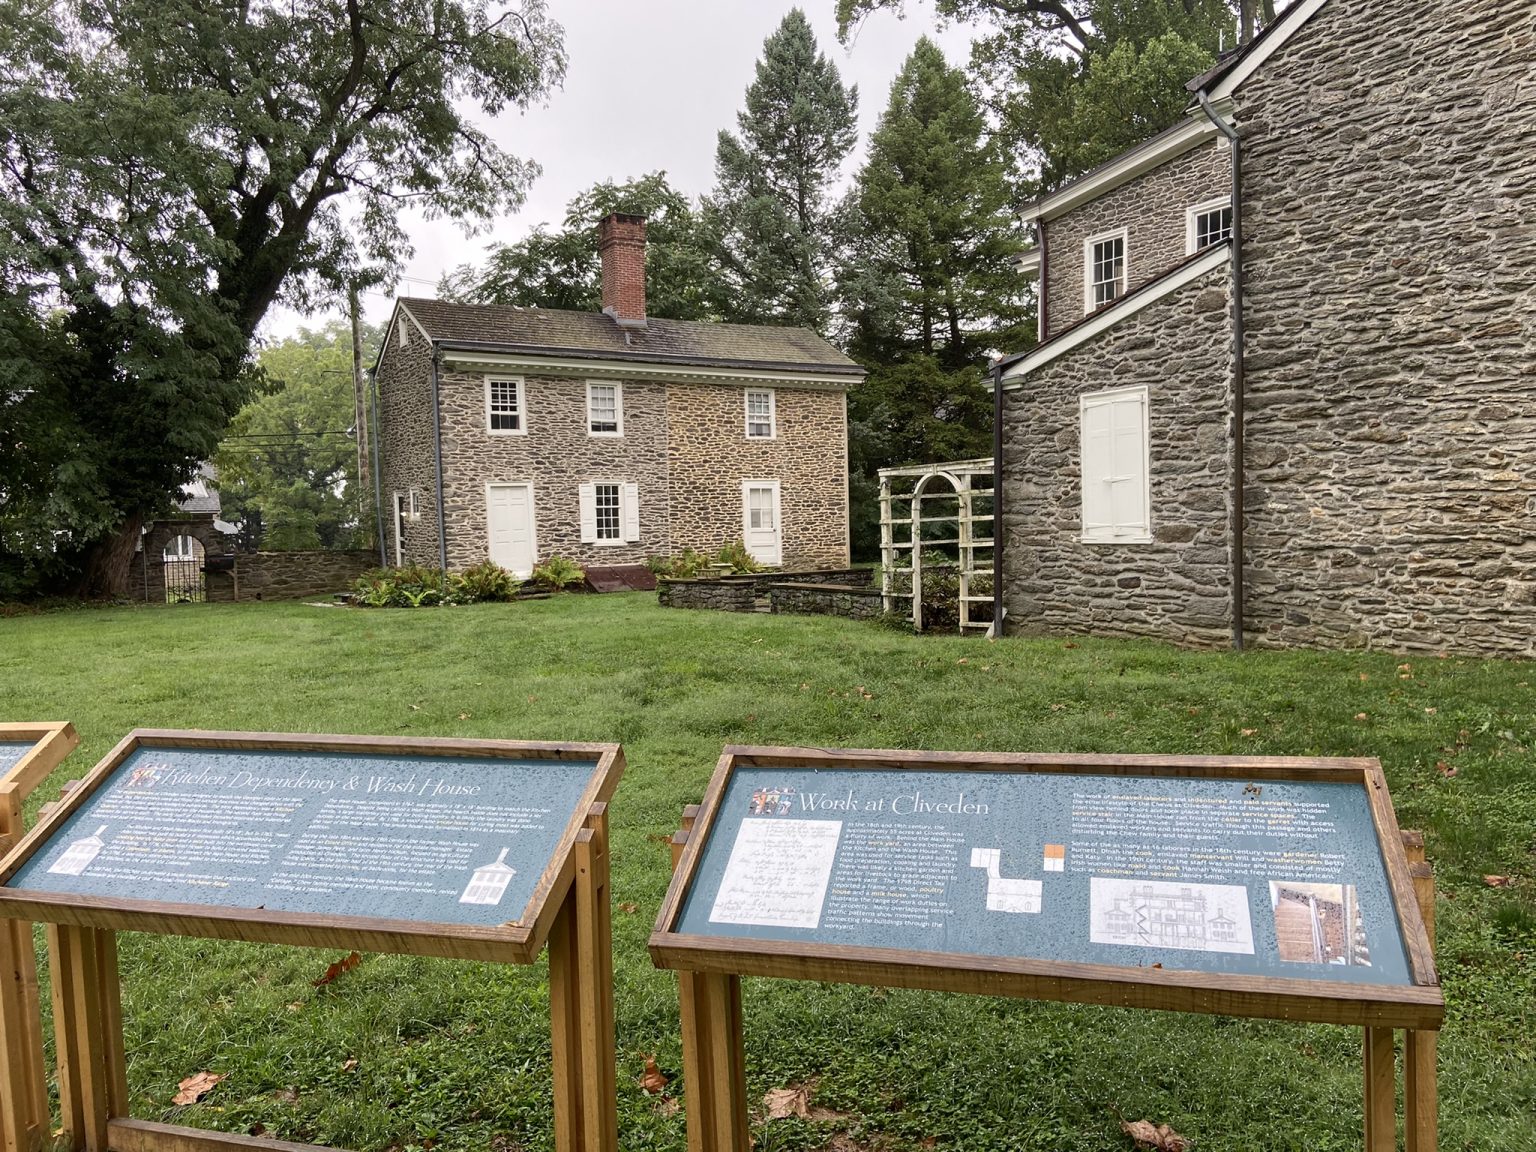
[879,458,996,634]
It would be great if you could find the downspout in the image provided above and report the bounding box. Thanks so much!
[429,346,449,572]
[1197,89,1246,652]
[1036,221,1049,343]
[991,361,1005,638]
[369,367,386,568]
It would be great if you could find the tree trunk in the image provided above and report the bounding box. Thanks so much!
[74,513,144,599]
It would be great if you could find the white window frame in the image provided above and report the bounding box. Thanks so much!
[586,380,624,438]
[1186,197,1233,255]
[485,376,527,436]
[744,388,777,440]
[1079,384,1152,545]
[579,481,640,546]
[1083,228,1129,315]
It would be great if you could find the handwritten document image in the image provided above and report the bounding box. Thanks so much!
[709,818,843,929]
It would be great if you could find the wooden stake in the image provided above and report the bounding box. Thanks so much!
[574,808,618,1152]
[1402,830,1437,1152]
[547,894,583,1152]
[1363,1027,1396,1152]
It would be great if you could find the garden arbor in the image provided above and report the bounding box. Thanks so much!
[878,459,996,633]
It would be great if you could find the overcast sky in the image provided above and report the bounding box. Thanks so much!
[263,1,974,341]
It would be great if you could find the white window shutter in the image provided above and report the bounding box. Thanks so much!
[578,483,597,544]
[1080,401,1115,539]
[623,483,640,543]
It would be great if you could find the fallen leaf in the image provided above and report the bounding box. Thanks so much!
[1050,703,1067,711]
[654,1096,681,1118]
[1435,761,1458,778]
[1186,707,1201,715]
[271,1087,300,1105]
[1358,673,1370,682]
[1354,713,1369,722]
[1120,1119,1189,1151]
[1240,728,1258,737]
[341,1058,358,1072]
[1063,642,1079,649]
[173,1071,225,1106]
[638,1056,669,1095]
[457,712,472,720]
[1483,875,1514,888]
[312,951,361,987]
[763,1084,813,1121]
[618,902,639,914]
[1424,707,1437,715]
[408,703,421,711]
[956,657,969,665]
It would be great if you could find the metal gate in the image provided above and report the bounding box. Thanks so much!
[162,535,206,603]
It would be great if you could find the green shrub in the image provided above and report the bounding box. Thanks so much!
[884,550,994,632]
[646,548,713,579]
[714,539,763,573]
[531,554,585,591]
[451,558,521,603]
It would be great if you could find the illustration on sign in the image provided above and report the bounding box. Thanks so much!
[749,786,795,816]
[1043,844,1065,872]
[1090,878,1255,955]
[460,848,517,905]
[710,819,842,929]
[1271,881,1370,966]
[48,825,109,876]
[969,847,1042,914]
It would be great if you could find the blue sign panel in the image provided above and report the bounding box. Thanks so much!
[676,766,1413,986]
[0,742,30,776]
[8,747,600,928]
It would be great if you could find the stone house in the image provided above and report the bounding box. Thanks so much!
[998,0,1535,657]
[372,214,861,577]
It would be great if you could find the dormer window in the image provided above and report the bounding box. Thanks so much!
[1187,199,1233,254]
[1085,230,1127,313]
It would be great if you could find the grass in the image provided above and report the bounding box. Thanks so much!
[1,594,1533,1151]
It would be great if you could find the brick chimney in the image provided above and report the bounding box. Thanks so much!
[598,212,647,328]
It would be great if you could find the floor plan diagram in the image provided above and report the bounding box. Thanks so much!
[969,847,1042,914]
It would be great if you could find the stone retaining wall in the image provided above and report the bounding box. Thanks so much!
[206,551,378,603]
[657,577,759,612]
[769,582,884,621]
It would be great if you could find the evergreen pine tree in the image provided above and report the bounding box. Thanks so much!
[704,8,857,331]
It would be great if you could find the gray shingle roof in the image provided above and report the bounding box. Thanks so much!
[398,298,864,376]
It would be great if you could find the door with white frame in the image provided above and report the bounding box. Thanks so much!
[741,480,782,567]
[485,483,537,578]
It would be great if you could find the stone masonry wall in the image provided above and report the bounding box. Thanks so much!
[657,578,759,612]
[769,582,884,621]
[1001,269,1234,645]
[666,383,849,568]
[206,551,377,602]
[1044,138,1229,341]
[1236,0,1536,656]
[374,326,440,566]
[437,371,670,569]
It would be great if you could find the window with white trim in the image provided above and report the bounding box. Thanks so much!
[745,388,776,439]
[579,481,640,545]
[1079,385,1151,544]
[1085,231,1127,312]
[1187,199,1233,254]
[486,377,525,434]
[587,381,622,436]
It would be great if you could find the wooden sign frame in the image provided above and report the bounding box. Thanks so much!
[649,746,1443,1152]
[0,729,625,1152]
[0,722,80,1152]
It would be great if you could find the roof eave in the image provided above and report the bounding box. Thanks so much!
[430,337,865,378]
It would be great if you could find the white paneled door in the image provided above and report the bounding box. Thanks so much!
[486,483,536,578]
[741,480,782,567]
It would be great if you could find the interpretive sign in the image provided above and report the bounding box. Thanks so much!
[651,747,1443,1152]
[652,747,1442,1027]
[0,730,624,1152]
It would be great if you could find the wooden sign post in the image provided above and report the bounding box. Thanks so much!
[0,729,624,1152]
[651,746,1443,1152]
[0,721,80,1152]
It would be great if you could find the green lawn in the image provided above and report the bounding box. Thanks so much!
[2,595,1533,1151]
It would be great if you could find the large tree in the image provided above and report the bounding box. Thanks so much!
[212,322,380,552]
[0,0,563,597]
[839,38,1026,555]
[704,8,858,331]
[442,172,719,321]
[835,1,1282,197]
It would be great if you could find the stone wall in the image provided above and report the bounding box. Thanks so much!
[374,323,440,566]
[436,371,671,569]
[769,582,884,621]
[1236,0,1536,656]
[1044,138,1228,340]
[657,577,759,612]
[205,551,377,602]
[666,382,850,569]
[1001,269,1234,645]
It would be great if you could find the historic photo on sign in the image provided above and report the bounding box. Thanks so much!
[1270,881,1371,966]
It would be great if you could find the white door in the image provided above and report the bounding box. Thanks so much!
[486,483,536,578]
[741,480,782,567]
[392,494,404,566]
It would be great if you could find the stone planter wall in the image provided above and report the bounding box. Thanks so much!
[205,551,378,603]
[769,583,885,621]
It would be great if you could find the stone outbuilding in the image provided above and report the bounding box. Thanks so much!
[998,0,1535,657]
[371,214,862,577]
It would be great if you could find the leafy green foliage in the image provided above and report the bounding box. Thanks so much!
[452,559,522,604]
[713,540,765,574]
[646,549,713,579]
[443,172,719,321]
[703,8,858,331]
[531,554,585,592]
[352,561,520,608]
[0,0,565,595]
[213,322,379,552]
